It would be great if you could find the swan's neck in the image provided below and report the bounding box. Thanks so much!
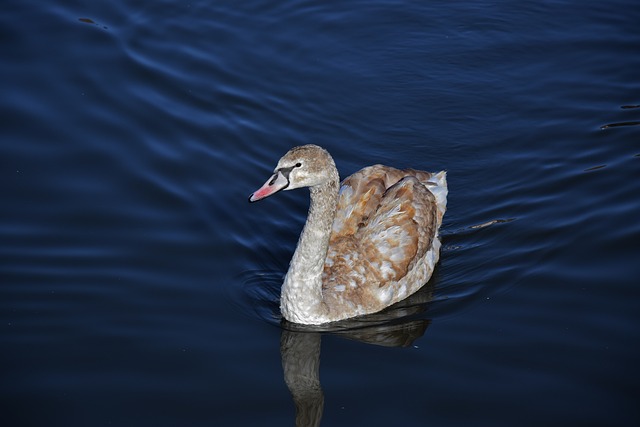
[281,176,339,324]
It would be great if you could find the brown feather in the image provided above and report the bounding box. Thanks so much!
[322,166,438,312]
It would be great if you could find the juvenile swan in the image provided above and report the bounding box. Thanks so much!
[249,145,447,325]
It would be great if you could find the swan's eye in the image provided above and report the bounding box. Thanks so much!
[295,162,302,168]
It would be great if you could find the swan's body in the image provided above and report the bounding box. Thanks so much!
[250,145,447,325]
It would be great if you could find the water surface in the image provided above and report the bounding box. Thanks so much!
[1,1,639,426]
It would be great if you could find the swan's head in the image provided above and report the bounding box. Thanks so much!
[249,144,337,202]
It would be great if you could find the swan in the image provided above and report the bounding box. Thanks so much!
[249,145,447,325]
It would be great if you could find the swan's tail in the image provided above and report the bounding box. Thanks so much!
[426,171,447,225]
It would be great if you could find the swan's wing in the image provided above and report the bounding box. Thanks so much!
[358,176,437,284]
[332,165,432,238]
[322,169,441,311]
[331,166,387,237]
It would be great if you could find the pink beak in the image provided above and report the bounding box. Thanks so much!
[249,170,290,202]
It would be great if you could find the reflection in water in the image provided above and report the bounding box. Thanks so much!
[281,331,324,427]
[279,282,434,426]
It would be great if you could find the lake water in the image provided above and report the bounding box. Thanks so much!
[1,1,639,426]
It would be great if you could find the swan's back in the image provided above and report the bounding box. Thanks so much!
[322,165,447,315]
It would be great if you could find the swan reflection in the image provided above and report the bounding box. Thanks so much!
[279,282,434,427]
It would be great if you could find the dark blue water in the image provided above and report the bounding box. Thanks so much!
[2,1,639,426]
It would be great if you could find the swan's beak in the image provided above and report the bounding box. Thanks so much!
[249,170,289,202]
